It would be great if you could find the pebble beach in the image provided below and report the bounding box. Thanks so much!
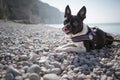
[0,20,120,80]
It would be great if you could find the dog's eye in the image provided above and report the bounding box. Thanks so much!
[64,20,69,25]
[73,21,79,26]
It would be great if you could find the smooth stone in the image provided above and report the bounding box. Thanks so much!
[39,56,48,64]
[4,53,12,60]
[42,52,49,56]
[5,73,14,80]
[50,68,61,75]
[43,74,59,80]
[44,47,49,52]
[67,65,75,70]
[41,67,48,72]
[77,74,86,80]
[73,67,80,73]
[51,62,61,68]
[114,71,120,79]
[106,70,113,76]
[0,63,4,69]
[19,55,29,61]
[81,64,89,70]
[47,65,55,69]
[6,66,21,77]
[29,53,38,63]
[20,61,31,66]
[22,66,29,73]
[98,52,105,57]
[67,70,75,77]
[27,64,41,74]
[15,76,23,80]
[107,77,113,80]
[28,73,40,80]
[61,74,69,80]
[100,75,107,80]
[106,62,113,68]
[0,60,7,65]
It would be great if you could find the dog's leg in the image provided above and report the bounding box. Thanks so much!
[55,43,86,53]
[55,43,76,52]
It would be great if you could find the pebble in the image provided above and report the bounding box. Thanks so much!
[4,53,12,61]
[44,47,49,52]
[106,62,113,67]
[73,67,79,73]
[5,73,14,80]
[0,21,120,80]
[15,76,23,80]
[5,66,21,77]
[50,68,61,75]
[29,53,38,63]
[100,75,107,80]
[19,54,29,61]
[27,64,41,74]
[22,66,29,73]
[43,74,60,80]
[0,63,4,69]
[61,74,69,80]
[28,73,40,80]
[77,74,86,80]
[51,61,61,68]
[114,71,120,79]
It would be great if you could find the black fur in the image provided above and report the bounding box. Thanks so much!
[63,5,114,51]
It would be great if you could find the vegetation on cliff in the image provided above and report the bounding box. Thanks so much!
[0,0,64,24]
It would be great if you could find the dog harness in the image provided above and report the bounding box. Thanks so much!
[71,27,97,42]
[71,27,97,51]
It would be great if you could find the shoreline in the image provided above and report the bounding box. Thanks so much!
[0,20,120,80]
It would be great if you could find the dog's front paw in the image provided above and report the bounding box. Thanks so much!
[54,48,63,52]
[55,47,72,53]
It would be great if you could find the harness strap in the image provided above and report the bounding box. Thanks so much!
[71,27,98,52]
[71,33,93,42]
[71,27,97,42]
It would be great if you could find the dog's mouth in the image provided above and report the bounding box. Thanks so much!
[62,27,71,34]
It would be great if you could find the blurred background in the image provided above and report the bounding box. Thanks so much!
[0,0,120,34]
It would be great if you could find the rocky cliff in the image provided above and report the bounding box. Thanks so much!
[0,0,64,24]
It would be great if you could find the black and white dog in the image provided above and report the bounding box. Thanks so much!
[55,5,114,53]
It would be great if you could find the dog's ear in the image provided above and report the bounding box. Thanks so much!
[64,5,71,18]
[77,6,86,20]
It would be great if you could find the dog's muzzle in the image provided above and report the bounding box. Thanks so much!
[62,23,72,34]
[62,26,70,34]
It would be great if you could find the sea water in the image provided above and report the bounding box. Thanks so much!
[46,23,120,35]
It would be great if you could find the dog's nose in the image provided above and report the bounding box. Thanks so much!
[62,26,67,31]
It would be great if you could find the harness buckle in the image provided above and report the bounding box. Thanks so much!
[89,34,93,40]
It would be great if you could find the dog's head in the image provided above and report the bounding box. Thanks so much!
[62,5,86,35]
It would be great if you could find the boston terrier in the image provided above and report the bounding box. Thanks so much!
[55,5,114,53]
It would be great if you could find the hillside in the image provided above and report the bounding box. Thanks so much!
[0,0,64,24]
